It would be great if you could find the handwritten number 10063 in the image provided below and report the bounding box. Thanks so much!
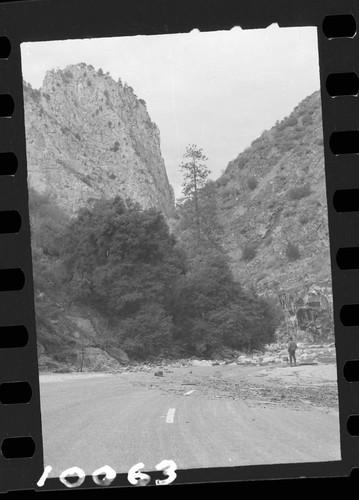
[37,460,177,488]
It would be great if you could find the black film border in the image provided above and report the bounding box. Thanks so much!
[0,0,358,492]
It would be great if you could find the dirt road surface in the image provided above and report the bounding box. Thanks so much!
[39,362,341,479]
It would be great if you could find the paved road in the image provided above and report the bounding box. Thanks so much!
[39,373,341,479]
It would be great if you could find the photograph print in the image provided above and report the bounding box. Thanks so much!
[20,25,341,479]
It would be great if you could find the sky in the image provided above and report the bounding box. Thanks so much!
[20,25,321,199]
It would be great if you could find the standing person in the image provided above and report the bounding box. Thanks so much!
[287,336,297,366]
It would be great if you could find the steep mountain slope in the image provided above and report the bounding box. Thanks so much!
[214,91,333,337]
[23,63,175,218]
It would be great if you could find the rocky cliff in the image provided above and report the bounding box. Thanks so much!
[23,63,175,218]
[214,91,333,339]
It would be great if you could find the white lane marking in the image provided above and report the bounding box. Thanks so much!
[166,408,176,423]
[183,390,196,396]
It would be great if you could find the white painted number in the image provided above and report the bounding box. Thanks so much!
[127,462,151,486]
[59,467,86,488]
[92,465,117,486]
[37,465,53,487]
[155,460,177,485]
[38,460,177,488]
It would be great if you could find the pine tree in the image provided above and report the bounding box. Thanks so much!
[178,145,223,255]
[179,144,210,238]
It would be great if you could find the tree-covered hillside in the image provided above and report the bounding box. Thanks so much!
[30,187,281,370]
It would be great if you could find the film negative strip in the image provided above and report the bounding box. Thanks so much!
[0,0,358,493]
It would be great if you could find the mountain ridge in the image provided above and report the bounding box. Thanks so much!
[211,89,333,338]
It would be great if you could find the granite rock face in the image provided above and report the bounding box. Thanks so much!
[213,91,334,339]
[23,63,175,218]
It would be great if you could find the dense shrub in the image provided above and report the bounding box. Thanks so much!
[302,114,313,126]
[217,173,231,187]
[61,196,185,319]
[247,176,258,190]
[104,90,110,105]
[111,140,120,152]
[222,184,239,198]
[222,198,237,210]
[28,187,70,258]
[119,304,173,359]
[267,199,276,209]
[171,249,279,355]
[288,182,311,200]
[236,155,248,169]
[286,115,297,127]
[299,213,310,224]
[285,241,301,261]
[241,243,257,261]
[62,70,73,83]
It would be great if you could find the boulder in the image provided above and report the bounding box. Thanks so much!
[191,359,213,367]
[80,347,121,372]
[67,316,98,338]
[316,353,336,363]
[105,347,129,365]
[261,356,274,364]
[154,370,164,377]
[298,354,317,364]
